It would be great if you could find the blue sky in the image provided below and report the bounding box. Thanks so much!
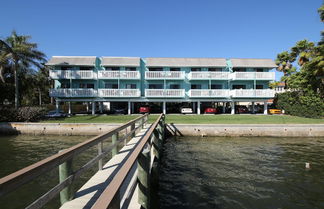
[1,0,323,80]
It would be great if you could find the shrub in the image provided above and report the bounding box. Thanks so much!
[0,106,46,122]
[275,91,324,118]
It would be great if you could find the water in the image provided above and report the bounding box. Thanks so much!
[0,134,112,209]
[159,137,324,209]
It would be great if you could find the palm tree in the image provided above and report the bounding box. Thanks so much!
[275,51,296,89]
[0,31,46,109]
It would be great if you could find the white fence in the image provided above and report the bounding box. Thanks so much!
[230,72,275,80]
[145,89,185,97]
[98,71,140,79]
[49,70,95,79]
[188,89,230,97]
[188,72,229,80]
[98,89,140,97]
[145,71,185,80]
[230,89,275,97]
[49,89,97,97]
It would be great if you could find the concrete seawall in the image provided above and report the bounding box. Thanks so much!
[166,124,324,137]
[1,123,324,137]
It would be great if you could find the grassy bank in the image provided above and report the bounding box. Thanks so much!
[42,114,324,124]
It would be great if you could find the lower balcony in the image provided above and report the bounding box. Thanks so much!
[188,89,230,97]
[145,89,185,98]
[98,89,140,97]
[49,88,97,97]
[49,70,95,79]
[231,89,275,98]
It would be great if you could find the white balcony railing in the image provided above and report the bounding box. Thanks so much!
[145,71,185,80]
[230,89,275,98]
[49,88,97,97]
[145,89,185,97]
[98,71,140,79]
[98,89,140,97]
[49,70,95,79]
[188,89,230,97]
[188,72,229,80]
[230,72,275,80]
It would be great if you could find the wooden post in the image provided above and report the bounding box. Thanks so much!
[98,141,103,170]
[131,123,135,138]
[112,133,118,157]
[137,145,151,209]
[59,153,73,205]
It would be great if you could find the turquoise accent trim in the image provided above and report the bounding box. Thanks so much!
[226,59,233,72]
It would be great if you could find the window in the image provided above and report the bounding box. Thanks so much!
[80,66,92,71]
[211,84,222,89]
[79,83,86,88]
[148,84,163,89]
[256,68,263,72]
[256,85,263,89]
[105,83,118,89]
[233,68,246,72]
[126,84,137,89]
[170,84,180,89]
[170,68,180,71]
[61,66,73,71]
[232,85,246,89]
[61,83,70,88]
[208,68,222,72]
[126,67,136,71]
[105,67,120,71]
[191,84,201,89]
[87,84,94,89]
[149,68,163,71]
[191,68,201,72]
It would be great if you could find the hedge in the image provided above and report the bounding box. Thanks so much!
[274,91,324,118]
[0,106,46,122]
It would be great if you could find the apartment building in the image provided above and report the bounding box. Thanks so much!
[47,56,276,114]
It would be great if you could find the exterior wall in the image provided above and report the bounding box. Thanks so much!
[49,57,275,103]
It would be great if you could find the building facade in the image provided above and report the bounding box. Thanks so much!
[47,56,277,114]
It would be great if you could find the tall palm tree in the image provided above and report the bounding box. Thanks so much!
[0,31,46,109]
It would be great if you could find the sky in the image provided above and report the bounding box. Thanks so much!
[1,0,323,80]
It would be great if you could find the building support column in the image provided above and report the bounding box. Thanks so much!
[222,102,226,113]
[231,101,235,115]
[56,100,59,113]
[197,101,201,115]
[193,102,196,113]
[92,102,96,115]
[128,101,131,115]
[252,102,255,114]
[68,102,71,115]
[131,102,134,114]
[163,102,166,114]
[264,101,268,115]
[86,102,89,113]
[99,102,103,114]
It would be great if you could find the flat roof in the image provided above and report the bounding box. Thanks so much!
[101,57,140,67]
[231,58,277,68]
[145,57,227,67]
[46,56,96,66]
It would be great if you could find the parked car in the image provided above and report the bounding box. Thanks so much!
[139,105,151,114]
[235,105,249,114]
[112,108,126,115]
[269,109,282,114]
[180,107,193,114]
[204,107,217,114]
[45,110,68,118]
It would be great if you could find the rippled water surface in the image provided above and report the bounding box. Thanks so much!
[159,137,324,209]
[0,134,106,209]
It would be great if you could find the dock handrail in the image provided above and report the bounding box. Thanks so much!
[91,113,165,209]
[0,113,149,209]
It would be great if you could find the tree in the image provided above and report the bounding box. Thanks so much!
[275,51,296,88]
[0,31,46,108]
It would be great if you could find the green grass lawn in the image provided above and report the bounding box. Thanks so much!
[42,114,324,124]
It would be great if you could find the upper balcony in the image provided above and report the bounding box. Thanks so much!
[187,72,229,80]
[188,89,230,98]
[145,89,185,98]
[98,89,140,97]
[230,72,275,80]
[145,71,185,80]
[49,88,97,97]
[230,89,275,98]
[98,71,140,79]
[49,70,95,79]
